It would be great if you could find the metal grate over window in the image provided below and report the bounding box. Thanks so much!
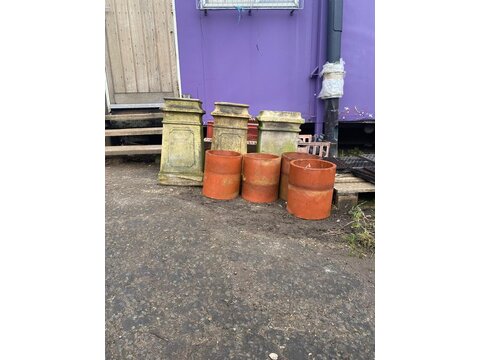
[197,0,303,10]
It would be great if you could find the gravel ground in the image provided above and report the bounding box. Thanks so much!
[105,160,375,359]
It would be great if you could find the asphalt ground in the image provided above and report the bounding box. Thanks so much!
[105,160,374,359]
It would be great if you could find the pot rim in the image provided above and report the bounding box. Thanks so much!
[243,153,280,160]
[290,159,336,170]
[206,150,242,158]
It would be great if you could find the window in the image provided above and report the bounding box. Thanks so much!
[197,0,303,10]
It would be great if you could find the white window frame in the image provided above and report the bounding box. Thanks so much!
[197,0,302,10]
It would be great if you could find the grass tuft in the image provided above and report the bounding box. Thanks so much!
[344,203,375,257]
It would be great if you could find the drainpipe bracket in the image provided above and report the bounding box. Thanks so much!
[310,66,319,79]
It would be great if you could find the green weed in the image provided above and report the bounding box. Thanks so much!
[339,147,364,157]
[344,203,375,257]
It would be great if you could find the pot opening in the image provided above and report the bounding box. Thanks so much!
[244,153,279,160]
[207,150,242,157]
[291,159,336,170]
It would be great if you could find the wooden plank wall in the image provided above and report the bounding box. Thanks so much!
[105,0,179,104]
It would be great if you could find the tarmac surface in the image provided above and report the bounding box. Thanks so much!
[106,160,375,359]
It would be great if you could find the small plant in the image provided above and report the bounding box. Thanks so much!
[339,147,364,157]
[344,203,375,256]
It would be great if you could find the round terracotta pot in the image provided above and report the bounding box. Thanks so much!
[202,150,242,200]
[241,153,281,203]
[287,159,337,220]
[279,152,320,201]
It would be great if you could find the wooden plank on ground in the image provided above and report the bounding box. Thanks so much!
[334,181,375,195]
[333,173,374,211]
[105,113,163,121]
[105,127,163,136]
[335,193,359,211]
[335,174,365,184]
[105,145,162,156]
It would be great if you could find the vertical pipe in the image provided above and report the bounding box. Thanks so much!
[314,0,325,137]
[323,0,343,157]
[327,0,343,63]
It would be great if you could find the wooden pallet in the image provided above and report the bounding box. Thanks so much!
[334,173,375,211]
[297,141,330,157]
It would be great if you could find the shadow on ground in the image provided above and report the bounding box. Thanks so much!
[106,160,374,359]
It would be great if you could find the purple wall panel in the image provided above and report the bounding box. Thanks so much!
[175,0,374,128]
[341,0,375,121]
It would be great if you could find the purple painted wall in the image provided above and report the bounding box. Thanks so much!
[174,0,374,131]
[340,0,375,121]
